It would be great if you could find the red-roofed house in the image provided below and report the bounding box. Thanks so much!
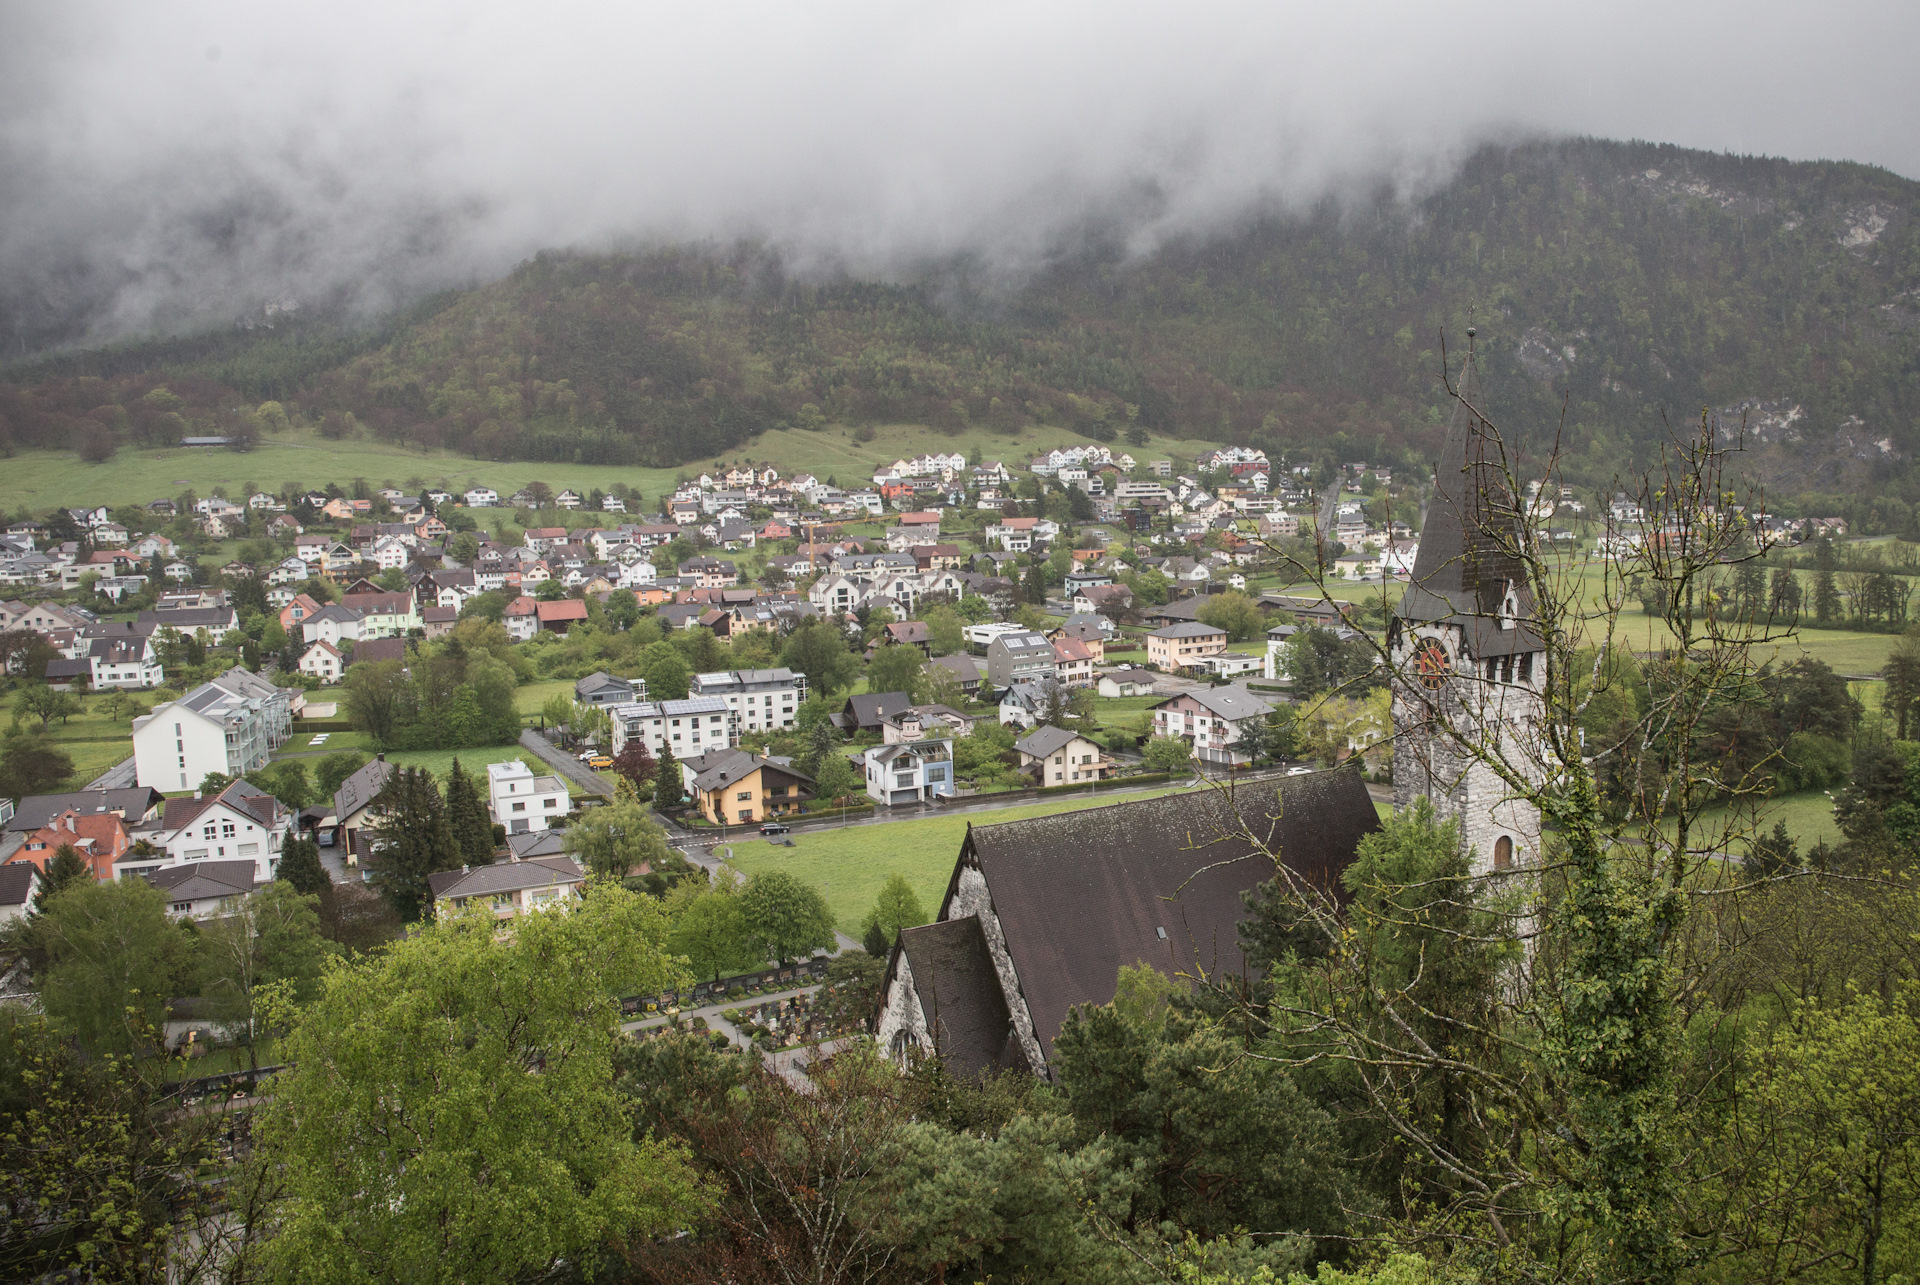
[534,599,589,634]
[6,809,132,882]
[503,595,539,641]
[1052,637,1097,687]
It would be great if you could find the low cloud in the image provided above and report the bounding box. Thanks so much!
[3,0,1916,352]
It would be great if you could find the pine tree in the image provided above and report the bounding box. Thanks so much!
[653,760,685,811]
[34,845,94,908]
[1813,568,1840,623]
[278,835,330,895]
[367,767,463,921]
[444,759,497,866]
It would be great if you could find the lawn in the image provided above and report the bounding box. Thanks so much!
[0,686,142,789]
[515,678,581,716]
[3,421,1229,513]
[1089,694,1161,729]
[1660,788,1843,852]
[382,744,535,783]
[721,785,1208,936]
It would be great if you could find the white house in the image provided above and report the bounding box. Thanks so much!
[689,668,808,737]
[86,636,163,689]
[486,760,571,835]
[121,779,293,884]
[863,740,955,806]
[299,639,346,683]
[131,669,292,792]
[464,488,500,508]
[608,695,737,762]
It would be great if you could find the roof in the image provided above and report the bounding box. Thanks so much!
[686,749,812,794]
[427,855,585,901]
[351,637,407,665]
[575,671,632,695]
[1051,638,1096,664]
[894,916,1031,1080]
[535,599,589,622]
[7,787,163,833]
[928,654,982,682]
[1154,685,1274,721]
[332,756,395,823]
[147,860,256,900]
[1013,724,1092,758]
[949,771,1379,1066]
[0,864,34,909]
[1150,620,1227,638]
[1395,343,1540,657]
[839,691,913,731]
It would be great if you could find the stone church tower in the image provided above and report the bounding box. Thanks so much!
[1389,339,1544,874]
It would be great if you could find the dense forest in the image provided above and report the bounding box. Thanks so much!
[3,136,1917,515]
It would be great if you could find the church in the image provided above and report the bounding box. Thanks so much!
[878,340,1544,1078]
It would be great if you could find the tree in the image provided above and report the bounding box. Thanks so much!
[812,753,862,811]
[0,737,73,798]
[444,758,497,866]
[738,871,837,965]
[366,766,462,921]
[781,618,861,696]
[314,750,370,802]
[1282,625,1376,699]
[448,530,481,564]
[866,643,924,700]
[277,835,330,895]
[1196,589,1265,642]
[611,738,659,792]
[564,800,675,881]
[860,873,925,949]
[200,881,336,1070]
[923,606,965,657]
[667,883,760,981]
[15,684,81,732]
[246,759,312,810]
[343,659,407,746]
[37,879,192,1057]
[654,759,686,811]
[1143,735,1194,774]
[257,883,700,1283]
[862,919,890,957]
[642,645,692,702]
[1885,629,1920,740]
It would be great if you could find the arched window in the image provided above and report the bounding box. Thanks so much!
[1493,836,1513,871]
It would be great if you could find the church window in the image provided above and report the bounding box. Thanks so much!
[1519,652,1533,683]
[1493,836,1513,870]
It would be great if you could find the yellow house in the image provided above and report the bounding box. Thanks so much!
[683,749,815,826]
[1145,620,1227,669]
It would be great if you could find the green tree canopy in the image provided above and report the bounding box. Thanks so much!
[738,871,837,965]
[37,879,193,1057]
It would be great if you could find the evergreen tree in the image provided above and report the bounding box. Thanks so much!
[654,760,686,811]
[862,920,890,957]
[277,835,330,895]
[35,844,94,907]
[367,767,462,921]
[1768,565,1802,619]
[1813,568,1840,623]
[444,759,497,866]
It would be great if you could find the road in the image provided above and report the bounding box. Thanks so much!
[1317,480,1341,537]
[85,756,137,790]
[519,728,613,795]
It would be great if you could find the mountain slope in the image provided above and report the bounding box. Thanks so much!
[3,137,1916,514]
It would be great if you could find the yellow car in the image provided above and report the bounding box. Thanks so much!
[585,755,614,770]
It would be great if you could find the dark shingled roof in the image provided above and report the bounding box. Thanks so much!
[1396,344,1541,658]
[895,916,1032,1080]
[837,691,912,732]
[947,769,1379,1067]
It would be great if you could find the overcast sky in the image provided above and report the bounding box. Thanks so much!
[3,0,1917,350]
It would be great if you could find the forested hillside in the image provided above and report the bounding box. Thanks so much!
[4,136,1917,517]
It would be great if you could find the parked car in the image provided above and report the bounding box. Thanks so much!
[758,822,790,836]
[585,755,614,769]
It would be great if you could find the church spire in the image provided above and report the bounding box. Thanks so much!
[1398,330,1532,631]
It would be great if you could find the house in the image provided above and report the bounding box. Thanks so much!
[463,488,500,508]
[1013,725,1114,785]
[422,604,459,637]
[1073,584,1133,617]
[138,603,237,643]
[131,669,292,792]
[874,773,1377,1077]
[864,740,955,805]
[1050,637,1098,687]
[1097,668,1159,697]
[1145,621,1228,670]
[86,636,163,689]
[146,861,259,921]
[486,760,570,835]
[300,603,364,647]
[136,779,294,883]
[927,653,983,697]
[350,636,407,667]
[689,668,807,736]
[997,679,1051,729]
[985,631,1056,692]
[535,599,588,634]
[326,755,395,863]
[876,620,931,656]
[523,526,569,553]
[6,809,132,882]
[575,672,639,707]
[428,857,586,920]
[881,704,978,744]
[339,590,420,638]
[608,696,737,762]
[5,788,163,839]
[299,639,346,683]
[503,596,539,640]
[835,691,914,735]
[1151,685,1275,766]
[681,749,814,826]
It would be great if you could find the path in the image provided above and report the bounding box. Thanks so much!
[519,728,612,795]
[622,981,823,1049]
[85,756,137,790]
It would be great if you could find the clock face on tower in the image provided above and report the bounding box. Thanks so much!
[1413,637,1451,690]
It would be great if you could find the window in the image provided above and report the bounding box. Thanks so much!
[1493,836,1514,871]
[544,797,558,808]
[221,822,236,838]
[512,801,526,812]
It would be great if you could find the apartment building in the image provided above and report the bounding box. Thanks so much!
[608,695,739,761]
[131,668,293,792]
[689,668,808,736]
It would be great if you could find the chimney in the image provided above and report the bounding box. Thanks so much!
[376,752,385,762]
[192,790,200,800]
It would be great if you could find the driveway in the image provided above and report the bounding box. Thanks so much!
[518,728,612,796]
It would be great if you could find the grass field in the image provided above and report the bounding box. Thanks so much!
[4,420,1228,512]
[1662,789,1843,852]
[0,686,141,789]
[722,785,1209,936]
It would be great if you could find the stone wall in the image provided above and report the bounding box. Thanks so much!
[947,863,1049,1073]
